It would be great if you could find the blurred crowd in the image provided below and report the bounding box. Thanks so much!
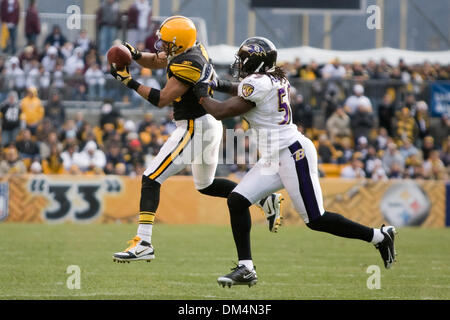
[0,0,160,103]
[0,0,448,180]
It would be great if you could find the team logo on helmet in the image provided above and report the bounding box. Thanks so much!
[241,83,254,97]
[244,44,266,56]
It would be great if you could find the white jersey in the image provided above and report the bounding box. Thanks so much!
[238,74,301,158]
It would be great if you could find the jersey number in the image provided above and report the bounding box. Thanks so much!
[277,87,292,125]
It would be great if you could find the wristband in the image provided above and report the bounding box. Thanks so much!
[127,79,141,91]
[148,88,161,106]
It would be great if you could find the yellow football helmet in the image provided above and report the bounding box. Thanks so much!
[155,16,197,57]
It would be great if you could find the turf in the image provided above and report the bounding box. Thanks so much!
[0,223,449,300]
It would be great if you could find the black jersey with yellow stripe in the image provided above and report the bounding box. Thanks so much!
[167,43,211,120]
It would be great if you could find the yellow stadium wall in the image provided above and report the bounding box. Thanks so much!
[0,175,447,227]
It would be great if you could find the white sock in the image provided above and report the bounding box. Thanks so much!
[137,224,152,243]
[371,228,384,244]
[239,260,254,270]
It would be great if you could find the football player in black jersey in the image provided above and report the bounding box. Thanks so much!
[110,16,283,263]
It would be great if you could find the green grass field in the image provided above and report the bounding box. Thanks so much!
[0,223,449,300]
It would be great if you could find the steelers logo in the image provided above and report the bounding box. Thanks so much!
[242,84,254,97]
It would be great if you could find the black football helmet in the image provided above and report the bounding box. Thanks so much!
[231,36,277,79]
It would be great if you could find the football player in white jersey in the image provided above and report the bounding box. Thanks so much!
[193,37,397,287]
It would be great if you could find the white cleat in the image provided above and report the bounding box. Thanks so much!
[113,236,155,263]
[258,193,284,232]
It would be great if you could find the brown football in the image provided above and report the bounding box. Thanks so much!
[107,44,132,70]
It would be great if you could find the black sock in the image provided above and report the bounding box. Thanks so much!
[198,178,237,198]
[139,175,161,213]
[227,192,252,261]
[306,211,374,242]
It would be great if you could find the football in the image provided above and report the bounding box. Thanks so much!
[107,44,132,70]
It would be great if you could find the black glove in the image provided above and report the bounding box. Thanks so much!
[123,41,142,60]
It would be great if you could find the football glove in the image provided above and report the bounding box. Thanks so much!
[110,63,132,86]
[123,41,142,60]
[193,63,217,99]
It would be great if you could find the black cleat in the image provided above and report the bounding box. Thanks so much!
[217,264,258,287]
[375,225,397,269]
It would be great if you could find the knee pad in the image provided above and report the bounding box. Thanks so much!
[227,192,251,213]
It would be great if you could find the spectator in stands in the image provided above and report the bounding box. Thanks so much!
[45,90,65,130]
[20,86,43,134]
[60,142,79,171]
[382,142,405,177]
[145,23,160,53]
[1,0,20,54]
[41,45,58,73]
[105,142,125,174]
[344,84,372,116]
[414,101,430,141]
[42,144,65,174]
[321,58,346,79]
[29,159,42,174]
[399,138,419,165]
[19,45,38,74]
[0,145,26,175]
[377,93,395,135]
[423,150,447,180]
[326,105,351,142]
[291,91,313,134]
[351,100,374,144]
[24,0,40,46]
[44,25,67,49]
[403,93,416,111]
[124,138,145,172]
[96,0,120,56]
[393,107,418,145]
[340,156,366,179]
[127,0,152,46]
[440,136,450,167]
[64,47,85,76]
[85,63,105,100]
[369,159,388,181]
[421,135,436,161]
[74,29,92,54]
[5,56,25,94]
[429,114,450,148]
[375,127,389,151]
[74,140,106,172]
[60,41,73,60]
[51,62,65,94]
[317,134,334,164]
[0,90,23,146]
[15,128,39,159]
[100,100,120,129]
[67,66,87,100]
[39,130,60,160]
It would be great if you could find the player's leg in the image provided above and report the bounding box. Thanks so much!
[192,114,238,197]
[217,161,283,287]
[113,120,194,262]
[193,115,283,232]
[280,136,397,268]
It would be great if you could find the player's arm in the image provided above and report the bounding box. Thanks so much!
[212,79,239,96]
[123,42,167,69]
[110,65,189,108]
[198,96,255,120]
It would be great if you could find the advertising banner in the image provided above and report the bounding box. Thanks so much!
[0,175,446,227]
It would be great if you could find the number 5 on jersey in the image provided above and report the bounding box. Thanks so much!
[277,87,292,125]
